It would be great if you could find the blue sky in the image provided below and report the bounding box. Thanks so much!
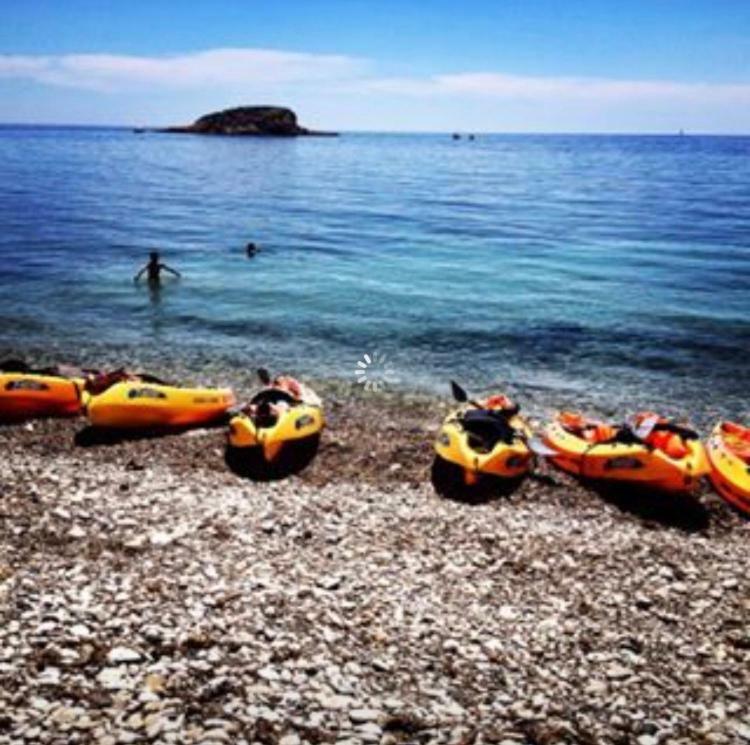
[1,0,749,132]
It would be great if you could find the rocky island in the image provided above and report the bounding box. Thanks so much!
[159,106,336,136]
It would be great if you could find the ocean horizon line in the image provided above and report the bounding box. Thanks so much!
[0,122,748,138]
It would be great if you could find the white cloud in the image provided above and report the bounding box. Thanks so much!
[366,72,750,105]
[0,47,748,131]
[0,48,367,92]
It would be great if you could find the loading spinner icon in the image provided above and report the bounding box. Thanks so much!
[354,350,399,392]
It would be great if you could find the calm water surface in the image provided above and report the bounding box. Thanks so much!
[0,127,748,422]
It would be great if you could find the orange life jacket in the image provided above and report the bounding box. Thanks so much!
[558,412,617,443]
[647,430,689,459]
[483,394,515,411]
[632,411,690,459]
[273,376,303,399]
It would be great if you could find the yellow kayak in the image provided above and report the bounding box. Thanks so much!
[0,372,84,422]
[432,382,532,489]
[543,411,708,494]
[87,380,235,429]
[228,374,324,462]
[706,421,750,515]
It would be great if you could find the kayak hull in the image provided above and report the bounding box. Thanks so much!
[543,417,708,494]
[0,373,83,422]
[707,422,750,515]
[228,403,324,462]
[87,382,235,429]
[434,406,532,485]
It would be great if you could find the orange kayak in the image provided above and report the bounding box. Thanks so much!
[706,421,750,515]
[0,372,84,422]
[86,380,235,429]
[433,394,532,485]
[543,411,708,494]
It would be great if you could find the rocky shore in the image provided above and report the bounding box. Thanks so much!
[1,384,748,744]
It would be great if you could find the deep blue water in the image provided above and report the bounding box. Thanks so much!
[0,126,748,421]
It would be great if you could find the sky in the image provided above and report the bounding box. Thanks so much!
[1,0,749,132]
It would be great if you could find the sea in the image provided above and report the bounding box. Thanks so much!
[0,126,748,424]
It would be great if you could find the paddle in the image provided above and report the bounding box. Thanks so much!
[257,368,272,385]
[526,436,559,458]
[626,413,659,441]
[450,380,484,409]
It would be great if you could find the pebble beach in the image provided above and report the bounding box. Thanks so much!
[1,384,749,745]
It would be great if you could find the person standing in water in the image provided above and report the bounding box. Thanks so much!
[134,251,181,285]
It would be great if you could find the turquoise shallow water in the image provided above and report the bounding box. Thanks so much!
[0,127,748,422]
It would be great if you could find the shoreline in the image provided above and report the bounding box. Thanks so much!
[0,375,744,525]
[1,344,743,430]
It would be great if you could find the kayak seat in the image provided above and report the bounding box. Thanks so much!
[247,389,299,429]
[250,389,298,407]
[461,410,517,449]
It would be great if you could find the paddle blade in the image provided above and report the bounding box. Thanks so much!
[527,437,559,458]
[450,380,468,403]
[633,414,659,440]
[257,368,272,385]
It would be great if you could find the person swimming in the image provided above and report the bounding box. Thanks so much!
[134,251,181,285]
